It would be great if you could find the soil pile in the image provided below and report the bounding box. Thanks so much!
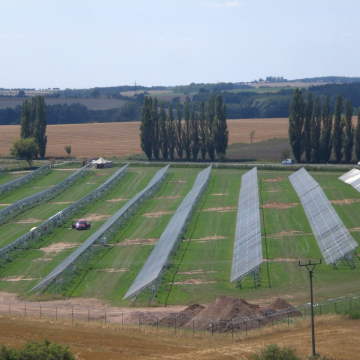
[169,295,301,333]
[159,304,205,328]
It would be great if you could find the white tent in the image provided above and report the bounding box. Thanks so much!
[91,157,113,168]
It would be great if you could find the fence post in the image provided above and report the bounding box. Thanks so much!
[8,302,10,316]
[72,307,74,325]
[320,305,321,315]
[122,312,124,325]
[25,303,26,318]
[138,314,141,332]
[193,319,195,334]
[272,318,274,330]
[335,302,337,313]
[105,308,107,325]
[157,316,158,331]
[88,308,90,322]
[245,321,247,335]
[350,298,352,311]
[175,316,177,335]
[288,313,289,326]
[305,308,306,319]
[56,306,57,321]
[258,319,260,331]
[40,304,42,318]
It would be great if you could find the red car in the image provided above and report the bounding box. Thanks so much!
[72,219,91,230]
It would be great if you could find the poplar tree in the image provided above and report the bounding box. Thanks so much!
[206,97,216,161]
[355,108,360,161]
[190,105,200,160]
[167,103,176,161]
[214,94,228,156]
[332,95,343,162]
[140,97,153,160]
[159,101,168,160]
[303,92,313,162]
[151,97,160,160]
[183,101,191,160]
[175,103,183,160]
[288,88,305,162]
[320,96,333,163]
[198,100,207,160]
[343,98,354,163]
[33,96,47,158]
[20,100,31,139]
[310,97,322,163]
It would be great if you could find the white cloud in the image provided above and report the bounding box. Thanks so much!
[181,37,191,42]
[0,33,9,38]
[157,38,165,43]
[206,1,241,8]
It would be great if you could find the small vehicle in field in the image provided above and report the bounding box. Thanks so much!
[281,159,294,165]
[72,219,91,230]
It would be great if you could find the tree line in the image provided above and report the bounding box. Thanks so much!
[10,96,48,166]
[140,94,228,161]
[289,88,360,163]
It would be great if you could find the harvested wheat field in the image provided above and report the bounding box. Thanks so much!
[0,314,359,359]
[0,118,289,158]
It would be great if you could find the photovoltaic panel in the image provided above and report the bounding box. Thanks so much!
[339,169,360,184]
[123,165,212,300]
[30,165,169,293]
[230,167,262,283]
[289,168,358,265]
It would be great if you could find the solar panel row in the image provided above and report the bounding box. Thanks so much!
[339,169,360,192]
[30,165,169,293]
[289,168,358,265]
[123,165,212,300]
[230,167,262,283]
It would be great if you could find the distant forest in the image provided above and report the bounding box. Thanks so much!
[1,80,360,125]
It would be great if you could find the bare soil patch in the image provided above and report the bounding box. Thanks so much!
[40,242,80,255]
[15,218,43,224]
[50,201,74,205]
[349,227,360,231]
[142,211,174,218]
[184,235,228,242]
[177,270,217,275]
[262,202,299,209]
[262,177,287,182]
[154,195,182,200]
[171,279,217,285]
[0,276,41,282]
[106,198,129,202]
[0,204,12,206]
[211,193,229,196]
[95,268,128,273]
[115,238,158,246]
[330,198,360,205]
[270,230,311,238]
[168,180,187,183]
[85,214,111,221]
[202,206,237,212]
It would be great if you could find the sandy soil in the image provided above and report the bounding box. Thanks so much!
[15,218,43,224]
[262,202,299,209]
[262,177,287,182]
[40,242,80,255]
[202,207,237,212]
[142,211,174,218]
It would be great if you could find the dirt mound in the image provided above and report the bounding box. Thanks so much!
[261,298,302,318]
[159,304,205,328]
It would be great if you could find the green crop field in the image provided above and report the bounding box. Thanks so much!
[0,165,359,308]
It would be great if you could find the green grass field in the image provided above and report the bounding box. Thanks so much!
[0,165,359,308]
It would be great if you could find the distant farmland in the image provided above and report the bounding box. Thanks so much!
[0,118,289,158]
[0,97,126,110]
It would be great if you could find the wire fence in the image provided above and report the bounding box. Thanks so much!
[0,163,89,224]
[0,292,359,339]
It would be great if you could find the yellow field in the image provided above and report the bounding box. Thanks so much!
[0,314,358,359]
[0,118,289,158]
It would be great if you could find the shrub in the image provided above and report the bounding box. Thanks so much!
[0,338,75,360]
[252,343,299,360]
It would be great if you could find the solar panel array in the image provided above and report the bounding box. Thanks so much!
[230,167,262,283]
[0,164,129,261]
[289,168,358,265]
[0,163,90,223]
[339,169,360,191]
[123,165,212,300]
[0,162,50,197]
[30,165,169,293]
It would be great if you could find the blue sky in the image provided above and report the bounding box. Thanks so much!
[1,0,359,89]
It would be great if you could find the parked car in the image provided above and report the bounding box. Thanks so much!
[72,219,91,230]
[282,159,294,165]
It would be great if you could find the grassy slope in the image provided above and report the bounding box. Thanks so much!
[0,166,359,308]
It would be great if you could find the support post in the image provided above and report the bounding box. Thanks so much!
[299,259,321,357]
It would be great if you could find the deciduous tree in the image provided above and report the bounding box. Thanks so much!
[140,97,153,160]
[303,92,313,162]
[343,98,354,162]
[320,96,333,163]
[288,88,305,162]
[332,94,343,162]
[159,101,168,160]
[310,97,322,163]
[10,137,39,167]
[175,103,183,160]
